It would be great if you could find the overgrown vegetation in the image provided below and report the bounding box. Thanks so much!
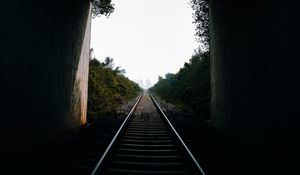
[88,49,141,123]
[190,0,209,50]
[91,0,114,17]
[150,51,210,120]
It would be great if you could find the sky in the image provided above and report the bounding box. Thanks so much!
[91,0,198,89]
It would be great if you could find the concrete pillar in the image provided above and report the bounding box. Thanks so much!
[210,0,300,146]
[0,0,91,156]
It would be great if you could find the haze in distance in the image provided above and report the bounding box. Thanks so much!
[91,0,198,89]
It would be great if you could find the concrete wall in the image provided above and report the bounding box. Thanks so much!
[72,4,91,128]
[0,0,91,156]
[210,0,300,146]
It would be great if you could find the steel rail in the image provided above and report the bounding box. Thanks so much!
[149,92,206,175]
[91,94,143,175]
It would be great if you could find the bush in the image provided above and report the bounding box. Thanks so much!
[150,51,210,120]
[88,56,141,123]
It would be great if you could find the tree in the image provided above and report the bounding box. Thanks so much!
[150,51,210,120]
[91,0,114,17]
[89,48,95,60]
[114,66,126,75]
[190,0,209,50]
[103,56,114,68]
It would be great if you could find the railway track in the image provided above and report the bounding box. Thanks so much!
[91,92,205,175]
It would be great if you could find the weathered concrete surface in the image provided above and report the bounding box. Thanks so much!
[0,0,91,156]
[73,4,91,127]
[210,0,300,146]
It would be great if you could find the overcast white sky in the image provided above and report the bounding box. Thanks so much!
[91,0,198,89]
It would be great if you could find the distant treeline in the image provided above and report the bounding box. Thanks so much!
[150,51,210,120]
[88,51,141,123]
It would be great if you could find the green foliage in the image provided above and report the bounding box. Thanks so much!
[88,51,141,123]
[190,0,209,50]
[150,51,210,120]
[91,0,114,18]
